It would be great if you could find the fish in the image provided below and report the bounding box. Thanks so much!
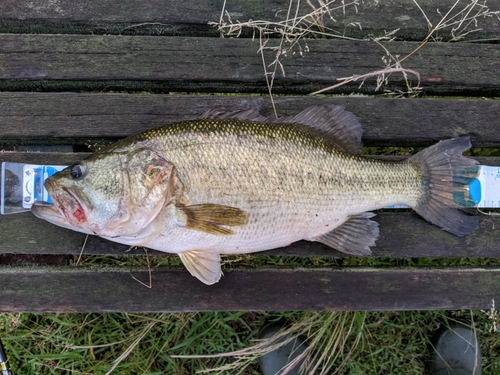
[31,104,479,285]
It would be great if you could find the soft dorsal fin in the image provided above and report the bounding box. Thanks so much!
[200,104,363,154]
[272,105,363,154]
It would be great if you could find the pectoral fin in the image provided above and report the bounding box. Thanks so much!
[177,204,248,235]
[312,212,379,255]
[178,250,222,285]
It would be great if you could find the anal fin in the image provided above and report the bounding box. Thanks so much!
[178,204,248,235]
[178,250,222,285]
[312,212,379,255]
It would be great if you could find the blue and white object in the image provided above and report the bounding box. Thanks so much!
[22,164,64,208]
[1,162,66,214]
[467,165,500,208]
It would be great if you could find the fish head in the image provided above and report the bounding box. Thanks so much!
[32,148,179,237]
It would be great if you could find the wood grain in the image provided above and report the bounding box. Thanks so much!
[0,94,499,147]
[0,36,498,95]
[0,0,498,41]
[0,267,498,312]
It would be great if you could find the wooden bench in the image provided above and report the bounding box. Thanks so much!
[0,0,499,312]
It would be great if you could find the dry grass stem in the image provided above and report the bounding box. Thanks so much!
[211,0,499,98]
[477,207,500,216]
[173,312,366,375]
[129,247,153,289]
[309,67,421,96]
[213,0,360,40]
[75,234,89,266]
[120,22,173,33]
[314,0,498,95]
[105,318,158,375]
[212,0,360,112]
[482,299,499,333]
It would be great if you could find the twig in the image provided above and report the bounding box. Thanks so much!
[309,67,421,95]
[75,234,89,266]
[120,22,172,33]
[105,319,157,375]
[477,207,500,216]
[218,0,228,37]
[129,248,153,289]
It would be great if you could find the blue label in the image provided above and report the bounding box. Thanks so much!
[33,166,60,204]
[468,178,482,205]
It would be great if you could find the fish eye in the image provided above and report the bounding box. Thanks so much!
[70,164,86,180]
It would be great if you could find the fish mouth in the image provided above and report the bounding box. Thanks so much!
[31,200,67,227]
[31,180,89,230]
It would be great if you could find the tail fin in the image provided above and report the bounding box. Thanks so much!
[410,137,479,237]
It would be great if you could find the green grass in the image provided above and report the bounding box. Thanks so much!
[1,309,499,374]
[72,252,500,269]
[1,312,265,374]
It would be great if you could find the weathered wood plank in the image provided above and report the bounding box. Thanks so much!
[0,94,499,147]
[0,0,498,41]
[0,267,498,312]
[1,208,499,259]
[0,35,498,95]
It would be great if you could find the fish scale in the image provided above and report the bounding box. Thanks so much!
[93,118,440,252]
[32,105,479,285]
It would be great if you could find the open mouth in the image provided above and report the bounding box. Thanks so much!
[31,180,87,227]
[60,187,87,224]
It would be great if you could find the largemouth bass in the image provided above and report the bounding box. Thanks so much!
[32,105,478,284]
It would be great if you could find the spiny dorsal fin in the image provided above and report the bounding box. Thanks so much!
[311,212,379,255]
[200,105,363,154]
[177,204,248,236]
[200,108,268,122]
[178,250,222,285]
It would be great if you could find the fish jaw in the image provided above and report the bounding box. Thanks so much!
[31,201,94,235]
[31,179,94,235]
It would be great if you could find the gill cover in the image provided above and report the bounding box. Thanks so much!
[105,148,179,236]
[35,148,180,238]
